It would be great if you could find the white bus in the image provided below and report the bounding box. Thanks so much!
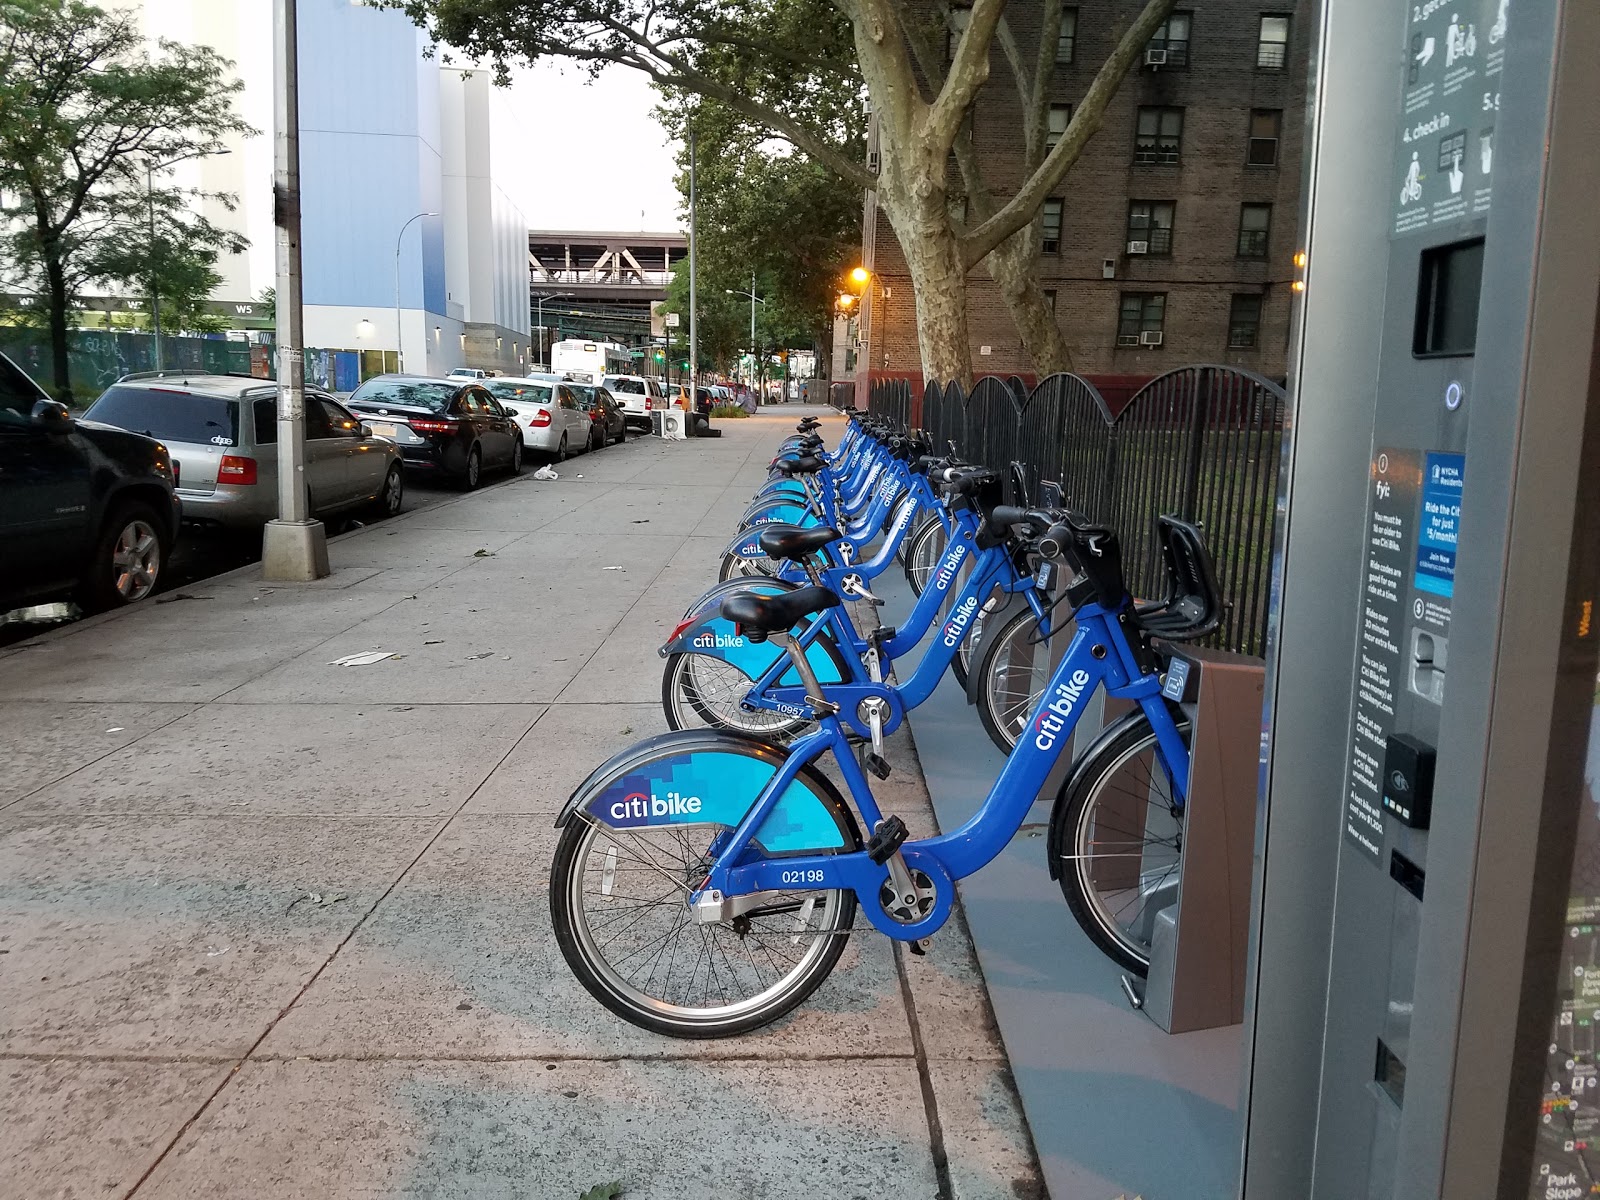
[549,339,631,383]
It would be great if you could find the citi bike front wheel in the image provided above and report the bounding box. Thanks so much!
[974,608,1060,753]
[1049,710,1190,976]
[550,779,861,1038]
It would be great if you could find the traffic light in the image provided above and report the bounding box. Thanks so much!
[653,349,665,362]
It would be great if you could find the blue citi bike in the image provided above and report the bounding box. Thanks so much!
[550,495,1224,1037]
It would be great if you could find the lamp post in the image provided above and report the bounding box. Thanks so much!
[143,148,231,371]
[394,211,436,373]
[534,291,571,369]
[726,272,765,394]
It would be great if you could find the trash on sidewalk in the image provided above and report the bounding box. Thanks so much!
[465,651,494,661]
[472,548,495,557]
[533,465,558,480]
[328,651,396,667]
[602,566,625,572]
[286,891,348,915]
[424,639,444,645]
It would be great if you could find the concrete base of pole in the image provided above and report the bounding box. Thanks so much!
[261,519,330,581]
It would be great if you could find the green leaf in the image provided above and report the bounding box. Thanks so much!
[577,1183,623,1200]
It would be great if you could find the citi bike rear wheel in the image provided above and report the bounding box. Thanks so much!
[717,545,781,582]
[1050,712,1190,976]
[662,651,812,741]
[550,790,860,1037]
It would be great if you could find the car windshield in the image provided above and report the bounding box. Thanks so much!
[606,377,645,395]
[348,379,455,413]
[85,385,242,446]
[487,381,553,405]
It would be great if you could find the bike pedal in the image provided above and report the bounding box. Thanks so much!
[864,752,892,780]
[865,814,909,864]
[908,937,932,957]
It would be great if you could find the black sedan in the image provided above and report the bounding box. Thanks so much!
[347,374,524,490]
[576,385,627,450]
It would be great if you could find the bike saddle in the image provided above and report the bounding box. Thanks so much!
[758,525,840,561]
[796,419,821,432]
[721,585,841,640]
[774,455,824,475]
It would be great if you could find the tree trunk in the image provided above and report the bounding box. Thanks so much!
[989,232,1074,374]
[880,188,974,387]
[44,249,72,402]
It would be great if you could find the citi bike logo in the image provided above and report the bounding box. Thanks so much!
[934,542,967,591]
[942,594,980,647]
[1034,670,1092,752]
[609,790,704,823]
[693,631,745,649]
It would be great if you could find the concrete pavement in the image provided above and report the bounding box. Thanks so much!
[0,409,1042,1200]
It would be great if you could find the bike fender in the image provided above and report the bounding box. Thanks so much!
[680,577,798,622]
[740,500,814,528]
[659,609,848,687]
[556,731,849,852]
[722,526,778,562]
[1043,702,1189,880]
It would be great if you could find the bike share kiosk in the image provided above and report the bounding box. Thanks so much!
[1241,0,1600,1195]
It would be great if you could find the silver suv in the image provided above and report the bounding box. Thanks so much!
[82,373,404,529]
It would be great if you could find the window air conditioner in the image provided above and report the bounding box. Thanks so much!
[1145,48,1168,66]
[867,150,881,174]
[1117,334,1141,347]
[1126,240,1149,255]
[1140,331,1165,346]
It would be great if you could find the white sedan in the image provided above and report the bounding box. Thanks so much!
[484,377,593,461]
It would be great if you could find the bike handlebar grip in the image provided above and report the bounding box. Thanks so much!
[1038,524,1074,561]
[987,505,1031,534]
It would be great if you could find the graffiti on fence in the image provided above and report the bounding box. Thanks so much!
[869,367,1287,656]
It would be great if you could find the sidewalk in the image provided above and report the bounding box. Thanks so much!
[0,409,1042,1200]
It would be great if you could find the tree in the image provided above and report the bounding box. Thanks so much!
[655,96,860,381]
[0,0,252,399]
[388,0,1174,385]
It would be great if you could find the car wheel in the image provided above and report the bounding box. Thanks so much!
[510,437,524,475]
[554,434,568,463]
[370,463,404,518]
[461,446,482,491]
[81,501,167,612]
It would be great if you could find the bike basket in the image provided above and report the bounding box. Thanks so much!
[1133,515,1224,642]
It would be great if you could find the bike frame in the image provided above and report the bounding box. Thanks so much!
[692,601,1191,941]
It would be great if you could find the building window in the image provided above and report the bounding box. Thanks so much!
[1135,106,1184,165]
[1044,288,1057,312]
[1117,292,1167,346]
[1148,11,1192,67]
[946,5,970,59]
[1126,200,1175,255]
[1247,109,1282,166]
[1056,8,1078,63]
[1228,294,1263,348]
[949,192,969,225]
[1237,203,1272,257]
[1041,198,1063,254]
[1047,104,1073,151]
[1258,15,1290,69]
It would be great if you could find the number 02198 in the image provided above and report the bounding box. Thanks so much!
[780,869,827,886]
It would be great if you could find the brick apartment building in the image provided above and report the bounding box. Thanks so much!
[855,1,1309,389]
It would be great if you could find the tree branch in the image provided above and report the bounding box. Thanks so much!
[961,0,1174,265]
[926,0,1006,144]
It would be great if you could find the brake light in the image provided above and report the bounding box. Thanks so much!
[530,409,552,427]
[667,616,698,644]
[218,454,257,485]
[407,416,458,436]
[645,397,653,411]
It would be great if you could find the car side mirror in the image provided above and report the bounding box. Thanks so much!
[358,422,373,437]
[503,406,519,417]
[31,398,73,433]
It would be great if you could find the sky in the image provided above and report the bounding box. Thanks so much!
[488,62,686,233]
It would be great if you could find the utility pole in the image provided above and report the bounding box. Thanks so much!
[146,163,163,371]
[261,0,327,581]
[394,211,436,374]
[749,270,756,393]
[688,130,698,430]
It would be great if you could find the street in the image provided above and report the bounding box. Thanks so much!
[0,409,1040,1200]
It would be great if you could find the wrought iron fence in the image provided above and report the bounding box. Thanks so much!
[867,377,912,428]
[893,366,1285,656]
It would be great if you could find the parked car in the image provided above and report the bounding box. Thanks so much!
[84,373,404,529]
[447,367,488,380]
[0,352,180,612]
[346,374,524,488]
[575,384,627,450]
[484,377,591,462]
[601,374,668,432]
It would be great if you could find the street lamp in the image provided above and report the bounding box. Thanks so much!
[726,272,765,391]
[534,292,571,369]
[394,211,437,373]
[144,148,232,371]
